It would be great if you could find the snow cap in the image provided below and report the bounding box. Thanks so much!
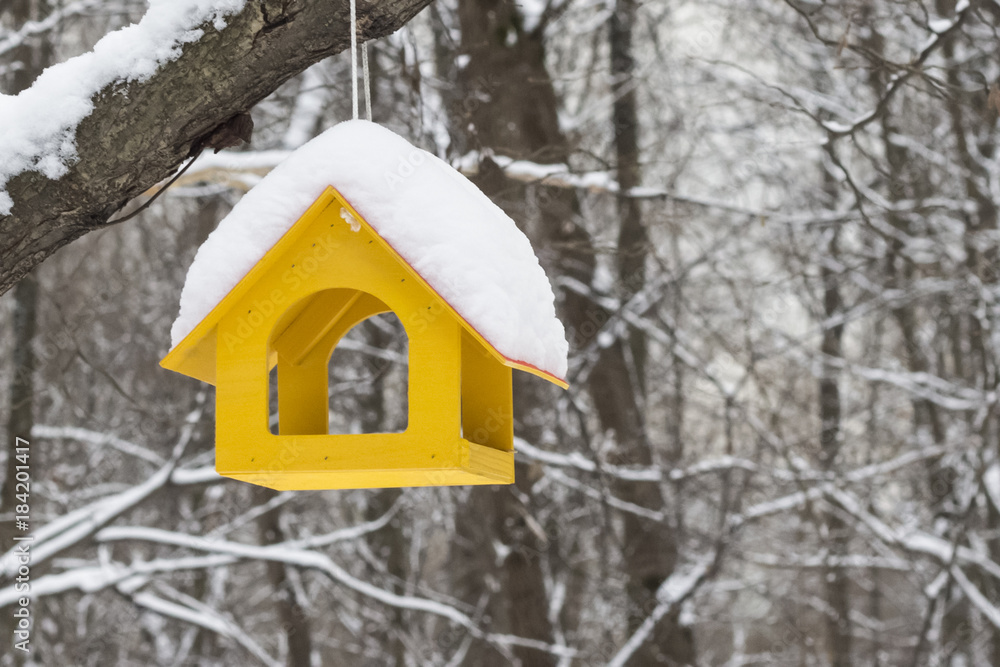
[170,120,568,381]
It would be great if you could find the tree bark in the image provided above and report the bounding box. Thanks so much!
[819,223,851,667]
[610,0,648,394]
[1,277,38,516]
[1,0,49,509]
[0,0,432,297]
[609,4,693,661]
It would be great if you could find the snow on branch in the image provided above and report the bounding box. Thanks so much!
[827,487,1000,582]
[745,551,912,571]
[90,525,579,658]
[823,356,989,413]
[106,497,402,555]
[0,0,104,60]
[517,436,762,483]
[606,556,714,667]
[0,397,205,578]
[161,146,963,239]
[487,634,579,660]
[127,590,282,666]
[543,468,666,522]
[32,424,165,465]
[985,464,1000,514]
[818,1,972,137]
[0,553,237,607]
[0,502,398,607]
[951,564,1000,630]
[163,146,800,222]
[163,148,292,193]
[94,526,475,624]
[731,487,823,528]
[169,465,222,486]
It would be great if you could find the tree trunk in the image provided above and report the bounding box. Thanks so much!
[2,279,38,519]
[608,3,693,662]
[819,222,851,667]
[1,0,49,511]
[610,0,648,394]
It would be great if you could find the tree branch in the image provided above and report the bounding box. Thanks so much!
[0,0,433,295]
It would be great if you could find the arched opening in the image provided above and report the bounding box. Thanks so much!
[328,313,408,433]
[267,289,409,436]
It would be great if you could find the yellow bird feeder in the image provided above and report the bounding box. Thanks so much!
[161,122,568,491]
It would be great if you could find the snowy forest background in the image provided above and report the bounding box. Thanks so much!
[3,0,1000,665]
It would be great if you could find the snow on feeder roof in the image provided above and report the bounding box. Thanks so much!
[168,120,568,384]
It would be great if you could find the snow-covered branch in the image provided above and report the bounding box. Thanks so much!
[0,399,205,579]
[31,424,165,465]
[7,522,580,660]
[607,557,714,667]
[0,0,435,296]
[126,589,281,667]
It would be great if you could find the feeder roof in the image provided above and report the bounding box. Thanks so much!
[169,120,568,383]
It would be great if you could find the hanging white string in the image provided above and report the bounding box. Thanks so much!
[350,0,358,120]
[362,41,372,122]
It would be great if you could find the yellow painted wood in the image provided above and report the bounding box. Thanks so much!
[161,185,566,490]
[163,189,340,385]
[277,356,328,436]
[273,289,363,364]
[461,329,513,452]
